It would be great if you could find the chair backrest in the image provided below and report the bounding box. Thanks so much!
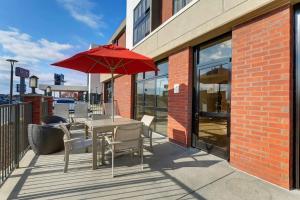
[113,124,142,151]
[59,123,71,141]
[103,102,118,116]
[141,115,155,127]
[54,104,69,119]
[74,103,89,118]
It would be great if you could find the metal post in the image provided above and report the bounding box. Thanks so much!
[14,104,20,168]
[10,64,13,104]
[111,71,114,122]
[6,59,18,104]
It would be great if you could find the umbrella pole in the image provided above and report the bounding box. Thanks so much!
[111,71,114,122]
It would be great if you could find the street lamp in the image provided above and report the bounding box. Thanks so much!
[46,86,52,96]
[29,75,39,94]
[6,59,18,104]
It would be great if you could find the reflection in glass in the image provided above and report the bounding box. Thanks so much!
[136,82,144,106]
[134,60,169,136]
[145,71,155,79]
[155,111,168,134]
[199,64,230,113]
[135,106,144,120]
[105,82,112,103]
[196,38,231,154]
[157,61,168,76]
[136,73,144,81]
[199,117,227,150]
[144,80,156,107]
[156,77,168,108]
[199,39,231,65]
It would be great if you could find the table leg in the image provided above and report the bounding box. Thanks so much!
[85,125,89,153]
[101,135,105,165]
[92,129,97,170]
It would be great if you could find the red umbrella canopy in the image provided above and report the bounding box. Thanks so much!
[52,44,158,74]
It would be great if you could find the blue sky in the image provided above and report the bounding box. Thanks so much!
[0,0,126,94]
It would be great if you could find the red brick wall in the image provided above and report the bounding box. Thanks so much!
[168,47,193,147]
[162,0,173,23]
[114,75,134,118]
[44,96,54,116]
[23,95,43,124]
[117,31,126,48]
[231,5,292,189]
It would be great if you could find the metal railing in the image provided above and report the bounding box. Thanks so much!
[89,103,103,115]
[0,102,32,185]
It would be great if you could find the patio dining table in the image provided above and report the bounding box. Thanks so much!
[85,118,143,170]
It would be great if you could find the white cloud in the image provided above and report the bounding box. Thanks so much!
[58,0,105,29]
[98,32,105,38]
[0,27,73,63]
[0,27,86,94]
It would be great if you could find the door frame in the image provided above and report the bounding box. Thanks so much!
[294,4,300,189]
[192,56,232,160]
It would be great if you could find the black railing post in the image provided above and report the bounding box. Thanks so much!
[14,104,20,168]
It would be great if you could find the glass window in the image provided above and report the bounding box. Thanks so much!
[144,80,156,107]
[157,60,168,76]
[105,82,112,103]
[145,71,155,79]
[156,77,168,108]
[173,0,192,14]
[136,73,144,81]
[134,60,169,135]
[133,0,151,45]
[136,82,144,106]
[155,111,168,135]
[199,39,232,65]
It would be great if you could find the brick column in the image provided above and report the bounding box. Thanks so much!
[231,5,292,189]
[168,47,193,147]
[114,75,134,118]
[44,96,54,117]
[162,0,173,23]
[23,94,43,124]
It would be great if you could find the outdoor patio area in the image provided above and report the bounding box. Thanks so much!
[1,130,300,200]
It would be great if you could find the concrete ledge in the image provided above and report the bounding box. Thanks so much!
[0,150,37,200]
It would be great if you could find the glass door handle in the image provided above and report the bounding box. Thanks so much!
[195,112,199,120]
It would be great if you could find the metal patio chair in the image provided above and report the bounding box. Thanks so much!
[104,124,143,177]
[59,123,98,173]
[141,115,155,150]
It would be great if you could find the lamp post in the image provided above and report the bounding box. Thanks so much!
[6,59,18,104]
[29,75,39,94]
[46,86,52,96]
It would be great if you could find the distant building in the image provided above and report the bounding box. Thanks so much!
[88,44,102,104]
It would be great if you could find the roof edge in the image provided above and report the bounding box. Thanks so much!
[108,19,126,44]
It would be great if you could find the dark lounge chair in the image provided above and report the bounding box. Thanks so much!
[28,123,65,155]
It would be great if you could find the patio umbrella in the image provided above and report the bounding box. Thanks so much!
[52,44,157,121]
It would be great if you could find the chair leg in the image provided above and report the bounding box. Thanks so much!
[150,130,153,150]
[112,147,114,178]
[64,149,69,173]
[141,144,144,171]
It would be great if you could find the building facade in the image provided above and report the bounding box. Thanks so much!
[101,0,300,190]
